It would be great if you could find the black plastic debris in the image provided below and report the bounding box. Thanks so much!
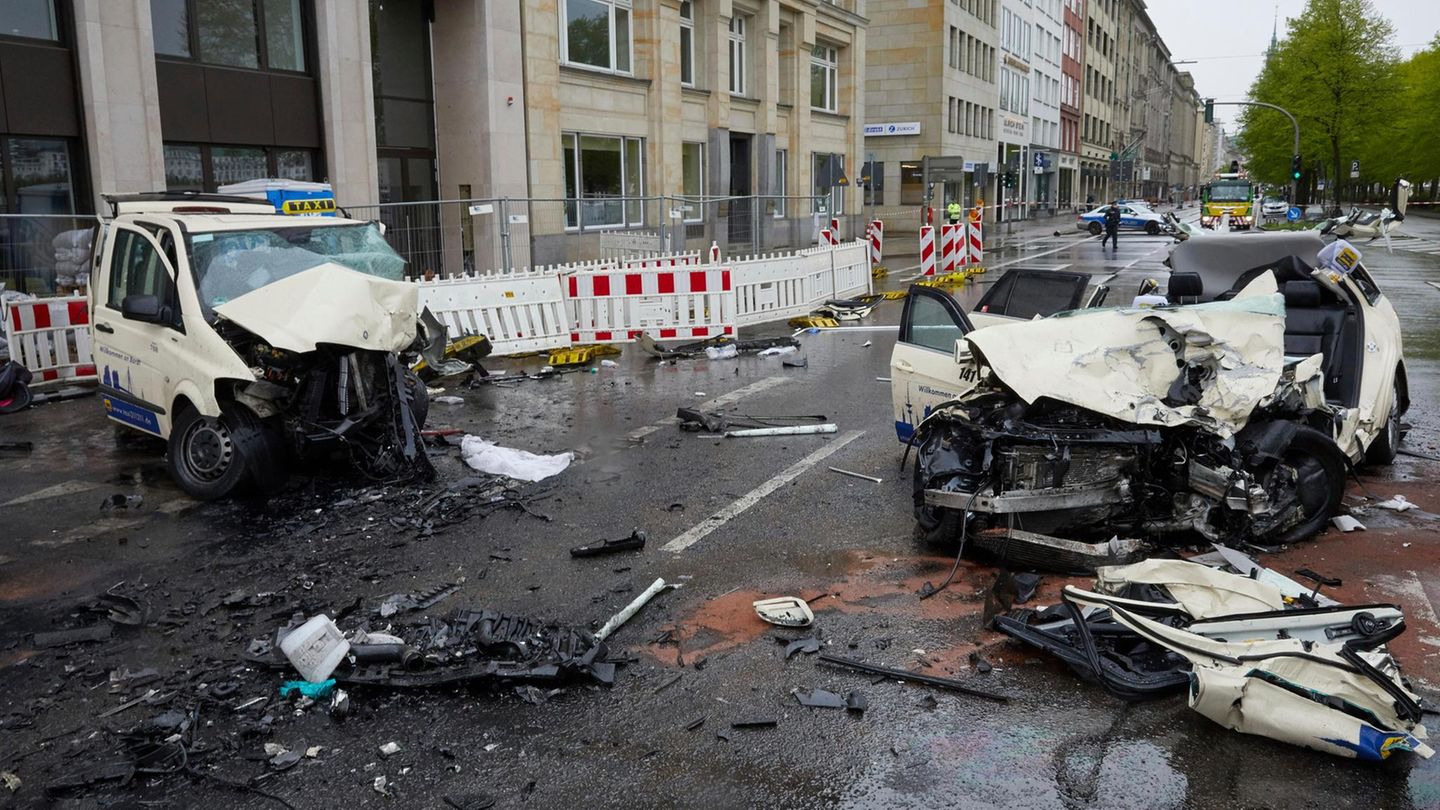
[677,408,728,433]
[817,654,1009,703]
[845,691,868,713]
[33,623,112,648]
[101,493,143,510]
[731,718,778,729]
[378,582,461,618]
[570,529,647,558]
[794,688,845,709]
[684,715,706,731]
[0,440,33,452]
[269,749,302,770]
[445,794,498,810]
[784,637,822,659]
[1012,573,1042,604]
[968,652,993,674]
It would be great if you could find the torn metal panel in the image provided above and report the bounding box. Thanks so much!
[963,280,1285,434]
[1094,559,1286,619]
[215,263,419,354]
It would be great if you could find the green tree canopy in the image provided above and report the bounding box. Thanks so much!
[1236,0,1401,206]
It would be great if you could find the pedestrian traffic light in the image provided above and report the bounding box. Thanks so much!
[1204,99,1214,124]
[1290,155,1302,181]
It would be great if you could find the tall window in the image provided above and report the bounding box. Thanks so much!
[561,0,632,74]
[773,149,787,217]
[728,15,747,96]
[812,152,844,214]
[0,0,59,41]
[151,0,308,72]
[810,43,838,112]
[863,160,884,206]
[561,132,644,229]
[679,1,695,87]
[681,141,703,221]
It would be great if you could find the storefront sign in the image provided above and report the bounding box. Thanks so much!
[863,122,921,137]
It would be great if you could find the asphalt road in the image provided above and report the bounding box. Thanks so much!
[4,213,1440,808]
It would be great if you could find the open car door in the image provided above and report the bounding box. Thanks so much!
[970,269,1093,328]
[891,286,975,441]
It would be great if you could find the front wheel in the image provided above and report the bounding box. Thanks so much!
[1259,426,1347,546]
[167,405,286,500]
[1145,221,1161,235]
[1364,380,1403,465]
[1087,222,1103,236]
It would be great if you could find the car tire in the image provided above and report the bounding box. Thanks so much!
[1087,222,1102,235]
[404,368,429,430]
[167,404,279,501]
[1364,380,1402,466]
[912,455,964,546]
[1261,425,1348,546]
[1145,221,1161,235]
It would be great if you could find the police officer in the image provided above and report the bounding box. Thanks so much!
[1101,201,1121,250]
[947,200,963,225]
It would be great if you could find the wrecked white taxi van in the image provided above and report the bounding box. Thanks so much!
[92,193,437,500]
[894,232,1407,569]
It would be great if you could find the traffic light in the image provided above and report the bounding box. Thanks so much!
[1290,155,1302,181]
[1204,99,1214,124]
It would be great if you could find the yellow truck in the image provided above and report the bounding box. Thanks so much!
[1200,174,1256,229]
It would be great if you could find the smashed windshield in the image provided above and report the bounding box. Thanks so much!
[190,222,406,311]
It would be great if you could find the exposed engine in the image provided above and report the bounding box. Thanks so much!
[912,395,1347,570]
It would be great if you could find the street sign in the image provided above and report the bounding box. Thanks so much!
[1286,207,1301,222]
[1350,159,1360,179]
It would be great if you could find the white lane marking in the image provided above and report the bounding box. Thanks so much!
[626,375,792,443]
[662,430,865,552]
[1370,572,1440,651]
[986,234,1103,271]
[2,480,106,508]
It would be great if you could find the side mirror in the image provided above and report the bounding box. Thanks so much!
[121,294,163,323]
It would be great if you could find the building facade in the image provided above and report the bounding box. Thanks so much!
[864,0,998,215]
[995,0,1030,218]
[1029,0,1062,214]
[1058,0,1082,209]
[1078,0,1117,203]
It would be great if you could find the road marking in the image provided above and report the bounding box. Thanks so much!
[627,375,792,443]
[662,429,865,552]
[2,480,105,508]
[1427,281,1440,292]
[986,235,1100,271]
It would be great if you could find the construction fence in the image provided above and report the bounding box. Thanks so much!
[0,214,101,297]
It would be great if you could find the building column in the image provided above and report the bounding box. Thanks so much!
[72,0,167,211]
[314,0,379,207]
[433,0,530,272]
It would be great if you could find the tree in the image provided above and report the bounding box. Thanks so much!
[1387,36,1440,191]
[1236,0,1401,209]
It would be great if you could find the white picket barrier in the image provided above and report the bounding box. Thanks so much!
[566,265,735,343]
[732,240,871,326]
[3,295,97,386]
[599,229,666,260]
[620,251,701,269]
[415,268,574,355]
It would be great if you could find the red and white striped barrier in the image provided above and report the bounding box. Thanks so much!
[820,228,836,247]
[709,241,721,263]
[566,266,735,343]
[3,296,96,385]
[940,223,963,274]
[868,220,883,267]
[918,225,936,277]
[829,218,840,240]
[965,218,984,266]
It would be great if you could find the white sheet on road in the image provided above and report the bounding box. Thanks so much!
[459,436,573,482]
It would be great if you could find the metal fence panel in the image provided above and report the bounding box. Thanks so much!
[0,214,101,296]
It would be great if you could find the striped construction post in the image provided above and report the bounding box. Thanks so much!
[709,241,721,263]
[940,223,962,274]
[965,217,984,266]
[868,219,883,267]
[829,217,840,240]
[820,228,836,247]
[918,225,936,277]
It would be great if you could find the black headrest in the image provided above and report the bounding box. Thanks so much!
[1167,272,1202,299]
[1283,280,1322,308]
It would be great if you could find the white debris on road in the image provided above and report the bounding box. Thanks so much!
[459,436,573,482]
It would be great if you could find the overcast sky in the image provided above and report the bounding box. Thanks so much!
[1147,0,1440,130]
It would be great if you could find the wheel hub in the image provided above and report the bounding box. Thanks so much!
[184,419,234,481]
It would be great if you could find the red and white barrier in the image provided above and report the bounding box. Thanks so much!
[566,266,735,343]
[918,225,936,277]
[940,223,963,274]
[820,228,836,247]
[965,217,984,266]
[621,252,700,269]
[868,220,883,267]
[709,241,721,263]
[3,296,96,385]
[829,218,840,240]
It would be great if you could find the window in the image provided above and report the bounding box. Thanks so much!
[812,152,843,214]
[679,1,695,87]
[810,44,837,112]
[863,160,884,206]
[728,15,747,95]
[561,132,645,228]
[106,230,175,318]
[163,143,318,191]
[773,149,786,218]
[153,0,309,72]
[900,162,923,206]
[562,0,632,74]
[681,141,703,220]
[0,0,58,42]
[9,138,75,214]
[904,294,965,353]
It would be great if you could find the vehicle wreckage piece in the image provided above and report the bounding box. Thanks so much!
[1066,588,1431,760]
[1093,559,1286,619]
[594,577,670,642]
[636,333,799,360]
[753,597,814,627]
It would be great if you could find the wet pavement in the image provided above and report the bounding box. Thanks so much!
[4,213,1440,808]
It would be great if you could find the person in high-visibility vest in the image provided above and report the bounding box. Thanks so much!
[947,201,963,224]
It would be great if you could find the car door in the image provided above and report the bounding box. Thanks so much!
[891,287,975,441]
[93,225,183,436]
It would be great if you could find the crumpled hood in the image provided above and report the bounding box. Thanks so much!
[214,263,419,353]
[963,275,1285,434]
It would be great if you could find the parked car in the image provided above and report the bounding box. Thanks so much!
[892,231,1407,569]
[1075,204,1167,235]
[92,193,441,500]
[1262,197,1290,219]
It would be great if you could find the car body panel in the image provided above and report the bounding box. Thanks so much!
[1075,205,1165,232]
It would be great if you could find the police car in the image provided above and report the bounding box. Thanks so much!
[1075,203,1166,235]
